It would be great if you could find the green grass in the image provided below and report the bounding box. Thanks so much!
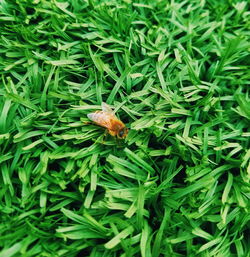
[0,0,250,256]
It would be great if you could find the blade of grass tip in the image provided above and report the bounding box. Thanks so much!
[46,59,80,66]
[88,44,101,69]
[203,126,209,155]
[172,177,213,200]
[215,37,242,75]
[241,149,250,168]
[95,72,103,104]
[13,130,45,143]
[104,225,134,249]
[54,1,76,18]
[0,152,12,165]
[186,167,212,183]
[105,188,139,202]
[88,153,98,168]
[90,166,97,191]
[22,139,43,151]
[198,237,223,253]
[104,202,131,212]
[41,65,55,109]
[107,154,147,179]
[17,209,41,221]
[10,144,22,172]
[192,227,213,241]
[3,76,17,94]
[84,190,95,208]
[182,55,201,86]
[221,172,233,205]
[56,226,106,240]
[168,234,195,246]
[182,117,192,138]
[156,62,167,91]
[110,164,144,181]
[221,204,230,225]
[65,159,74,174]
[124,148,155,175]
[140,220,152,257]
[42,136,59,149]
[124,201,137,218]
[49,199,74,212]
[56,225,89,235]
[109,222,132,254]
[71,157,90,181]
[143,77,155,90]
[155,165,183,194]
[234,238,244,257]
[233,183,247,208]
[17,236,38,255]
[114,52,124,73]
[2,163,14,196]
[215,128,222,164]
[3,57,26,71]
[83,210,109,234]
[61,208,88,225]
[217,207,241,230]
[136,185,145,229]
[126,72,132,94]
[0,98,11,132]
[6,93,39,111]
[152,209,169,257]
[0,242,22,257]
[130,116,156,130]
[0,133,10,141]
[150,87,181,108]
[106,67,131,104]
[207,231,231,257]
[234,94,250,120]
[39,191,47,213]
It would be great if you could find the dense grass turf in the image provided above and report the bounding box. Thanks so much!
[0,0,250,256]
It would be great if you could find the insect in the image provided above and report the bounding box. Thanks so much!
[87,102,128,139]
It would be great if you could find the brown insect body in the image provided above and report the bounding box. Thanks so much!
[87,103,128,139]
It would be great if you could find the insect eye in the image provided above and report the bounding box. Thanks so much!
[118,130,124,137]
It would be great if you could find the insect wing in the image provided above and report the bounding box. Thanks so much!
[102,102,114,114]
[87,112,113,129]
[87,113,97,122]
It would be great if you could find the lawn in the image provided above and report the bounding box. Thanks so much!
[0,0,249,256]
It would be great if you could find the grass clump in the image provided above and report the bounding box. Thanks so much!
[0,0,249,256]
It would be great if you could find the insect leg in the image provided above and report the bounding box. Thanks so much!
[100,129,109,144]
[83,121,93,125]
